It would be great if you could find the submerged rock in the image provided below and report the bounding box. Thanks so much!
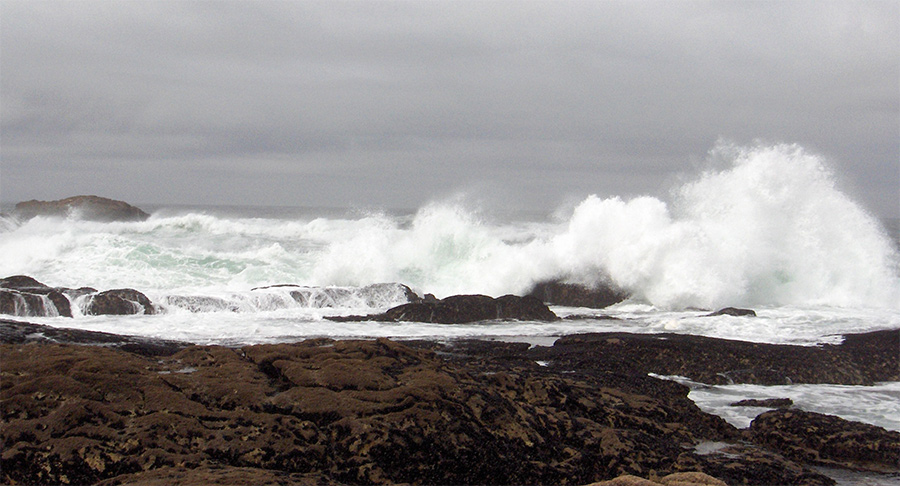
[527,280,629,308]
[14,195,150,222]
[749,409,900,473]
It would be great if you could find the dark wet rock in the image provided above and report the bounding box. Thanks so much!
[705,307,756,317]
[679,442,836,486]
[377,294,559,323]
[0,275,73,318]
[0,275,48,289]
[730,398,793,408]
[85,288,155,315]
[547,330,899,385]
[14,195,150,222]
[0,318,188,356]
[3,324,891,485]
[749,409,900,473]
[527,280,629,308]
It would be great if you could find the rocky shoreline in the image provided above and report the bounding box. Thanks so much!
[2,318,898,485]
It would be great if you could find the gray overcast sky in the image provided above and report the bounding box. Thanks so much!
[2,0,898,217]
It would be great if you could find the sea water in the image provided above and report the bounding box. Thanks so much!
[2,142,899,432]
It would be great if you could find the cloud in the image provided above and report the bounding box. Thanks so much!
[1,0,897,216]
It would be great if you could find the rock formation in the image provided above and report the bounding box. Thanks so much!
[333,294,559,324]
[0,276,156,318]
[0,275,77,318]
[85,289,156,315]
[704,307,757,317]
[527,280,629,309]
[13,195,150,222]
[8,321,875,485]
[749,409,900,473]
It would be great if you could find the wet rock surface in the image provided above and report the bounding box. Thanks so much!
[749,409,900,473]
[13,195,150,222]
[0,276,77,318]
[730,398,793,408]
[84,289,156,316]
[2,320,896,485]
[544,330,899,385]
[334,293,559,323]
[526,280,629,309]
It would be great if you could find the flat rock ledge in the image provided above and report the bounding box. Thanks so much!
[5,323,899,485]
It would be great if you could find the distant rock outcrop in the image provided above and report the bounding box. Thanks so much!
[14,195,150,222]
[527,280,629,308]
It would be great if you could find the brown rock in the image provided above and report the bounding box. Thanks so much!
[587,475,659,486]
[85,289,155,315]
[658,471,728,485]
[0,275,73,317]
[749,409,900,473]
[0,328,855,486]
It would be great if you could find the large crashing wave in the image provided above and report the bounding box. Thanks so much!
[548,143,899,308]
[312,142,898,309]
[1,143,897,311]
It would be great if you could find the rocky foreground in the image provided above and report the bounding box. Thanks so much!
[2,319,898,486]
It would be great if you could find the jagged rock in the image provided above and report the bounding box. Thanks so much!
[749,409,900,473]
[705,307,756,317]
[378,294,558,323]
[85,289,155,315]
[730,398,793,408]
[1,326,853,485]
[527,280,629,308]
[14,195,150,222]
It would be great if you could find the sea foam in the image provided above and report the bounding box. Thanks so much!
[1,142,897,311]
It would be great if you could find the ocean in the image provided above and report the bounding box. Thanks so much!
[2,143,899,436]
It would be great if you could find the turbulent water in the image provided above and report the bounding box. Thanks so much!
[2,142,899,430]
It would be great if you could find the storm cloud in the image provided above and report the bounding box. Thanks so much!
[2,1,897,216]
